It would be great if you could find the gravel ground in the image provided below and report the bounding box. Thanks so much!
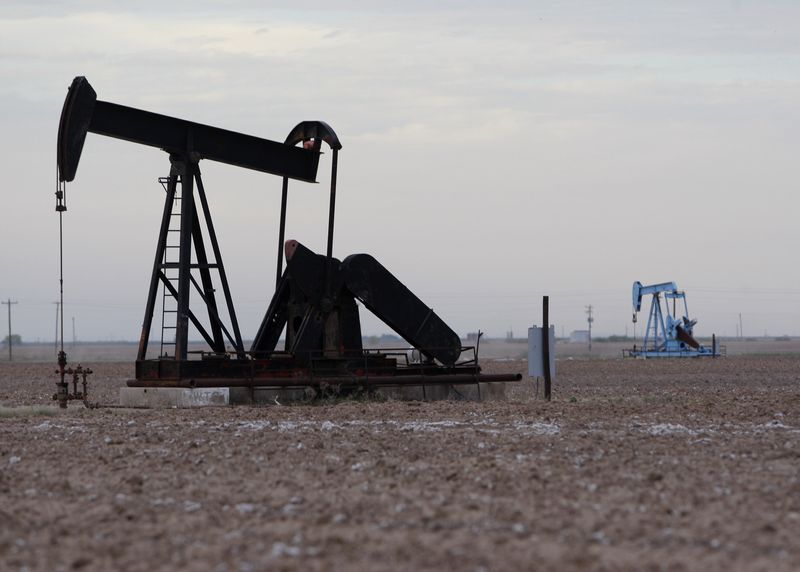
[1,355,799,571]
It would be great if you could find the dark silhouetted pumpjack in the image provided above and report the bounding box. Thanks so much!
[57,76,522,392]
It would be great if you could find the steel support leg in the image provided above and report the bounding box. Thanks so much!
[137,171,177,361]
[175,160,195,361]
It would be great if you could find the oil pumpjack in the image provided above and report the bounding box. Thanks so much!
[626,281,719,358]
[56,76,521,393]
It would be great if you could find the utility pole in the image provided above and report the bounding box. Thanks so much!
[586,304,594,352]
[2,299,18,361]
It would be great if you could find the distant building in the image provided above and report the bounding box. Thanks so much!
[465,332,480,342]
[570,330,590,343]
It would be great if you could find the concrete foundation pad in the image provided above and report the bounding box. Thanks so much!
[120,387,229,408]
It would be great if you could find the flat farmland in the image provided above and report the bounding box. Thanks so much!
[1,352,799,571]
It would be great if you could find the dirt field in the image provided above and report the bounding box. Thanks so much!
[1,353,799,571]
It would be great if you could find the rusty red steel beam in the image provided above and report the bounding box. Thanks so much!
[128,373,522,389]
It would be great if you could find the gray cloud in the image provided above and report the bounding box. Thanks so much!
[1,1,799,340]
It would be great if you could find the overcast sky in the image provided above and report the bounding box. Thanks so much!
[1,0,799,344]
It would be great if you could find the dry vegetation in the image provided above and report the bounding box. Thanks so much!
[1,346,799,571]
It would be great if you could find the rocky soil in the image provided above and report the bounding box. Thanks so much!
[1,355,799,571]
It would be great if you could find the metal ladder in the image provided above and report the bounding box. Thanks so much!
[159,176,181,358]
